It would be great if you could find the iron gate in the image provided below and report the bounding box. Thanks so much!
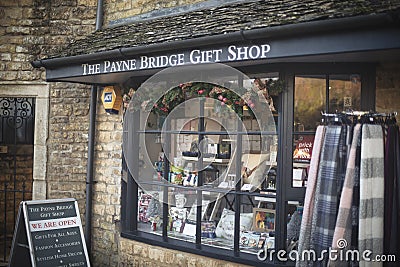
[0,97,35,264]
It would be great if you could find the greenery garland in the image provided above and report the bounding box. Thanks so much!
[124,79,285,118]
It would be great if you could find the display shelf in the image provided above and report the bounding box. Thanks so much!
[182,156,230,164]
[138,222,271,255]
[254,196,299,206]
[138,130,278,135]
[293,162,310,168]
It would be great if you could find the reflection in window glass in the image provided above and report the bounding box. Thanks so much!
[294,76,326,131]
[123,72,280,262]
[293,74,361,188]
[329,74,361,112]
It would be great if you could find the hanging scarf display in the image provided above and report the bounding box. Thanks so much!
[296,125,326,267]
[330,124,361,267]
[359,124,385,267]
[311,125,347,265]
[296,111,397,267]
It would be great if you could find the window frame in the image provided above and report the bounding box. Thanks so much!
[120,63,376,266]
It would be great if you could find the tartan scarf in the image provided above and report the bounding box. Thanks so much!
[296,125,326,267]
[311,125,347,266]
[359,124,384,267]
[329,124,361,267]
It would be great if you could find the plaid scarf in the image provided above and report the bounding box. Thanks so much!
[329,124,361,267]
[296,125,326,267]
[311,125,347,266]
[359,124,384,267]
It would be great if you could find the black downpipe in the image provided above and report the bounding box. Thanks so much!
[85,0,103,257]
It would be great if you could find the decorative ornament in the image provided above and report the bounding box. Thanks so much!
[127,79,285,117]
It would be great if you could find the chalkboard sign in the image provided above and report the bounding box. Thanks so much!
[8,198,91,267]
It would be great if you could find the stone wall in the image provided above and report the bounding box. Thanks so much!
[91,102,123,266]
[0,0,97,261]
[0,0,97,203]
[118,238,250,267]
[104,0,206,25]
[0,0,97,198]
[0,0,97,80]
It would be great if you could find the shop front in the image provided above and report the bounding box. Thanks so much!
[32,1,400,266]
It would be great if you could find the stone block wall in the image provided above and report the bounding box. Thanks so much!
[0,0,96,260]
[0,0,97,81]
[47,83,92,209]
[104,0,205,25]
[91,102,123,266]
[118,239,250,267]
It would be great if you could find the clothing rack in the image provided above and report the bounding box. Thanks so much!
[297,113,400,266]
[320,110,398,124]
[321,110,397,117]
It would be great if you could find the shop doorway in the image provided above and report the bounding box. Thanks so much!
[0,97,35,265]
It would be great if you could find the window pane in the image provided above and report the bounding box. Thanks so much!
[329,74,361,112]
[201,193,235,250]
[294,76,326,131]
[137,188,165,235]
[0,97,35,145]
[168,188,196,242]
[124,72,280,262]
[240,195,276,258]
[292,133,314,187]
[286,201,302,252]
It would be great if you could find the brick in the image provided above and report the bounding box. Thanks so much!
[0,53,12,61]
[0,71,18,80]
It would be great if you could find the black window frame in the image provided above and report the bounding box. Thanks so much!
[120,63,376,266]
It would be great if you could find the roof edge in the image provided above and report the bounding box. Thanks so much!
[32,10,400,69]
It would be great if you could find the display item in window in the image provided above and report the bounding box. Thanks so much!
[145,193,162,221]
[138,194,152,223]
[174,193,187,208]
[252,208,275,232]
[241,153,270,191]
[215,208,253,240]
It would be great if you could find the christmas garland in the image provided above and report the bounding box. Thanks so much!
[124,78,285,118]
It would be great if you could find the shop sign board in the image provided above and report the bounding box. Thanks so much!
[8,198,90,267]
[293,135,315,162]
[81,44,271,75]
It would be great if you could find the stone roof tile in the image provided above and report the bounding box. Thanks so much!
[48,0,400,59]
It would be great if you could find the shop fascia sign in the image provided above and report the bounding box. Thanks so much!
[81,44,270,75]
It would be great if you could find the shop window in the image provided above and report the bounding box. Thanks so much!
[292,74,361,187]
[122,72,283,265]
[121,65,373,265]
[0,97,35,145]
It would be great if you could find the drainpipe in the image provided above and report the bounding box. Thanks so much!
[85,0,103,257]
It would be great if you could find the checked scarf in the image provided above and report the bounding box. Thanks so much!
[329,124,361,267]
[311,125,347,266]
[296,125,326,267]
[359,124,384,267]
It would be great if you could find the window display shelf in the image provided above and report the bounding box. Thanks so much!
[182,156,230,164]
[138,180,233,194]
[138,130,277,135]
